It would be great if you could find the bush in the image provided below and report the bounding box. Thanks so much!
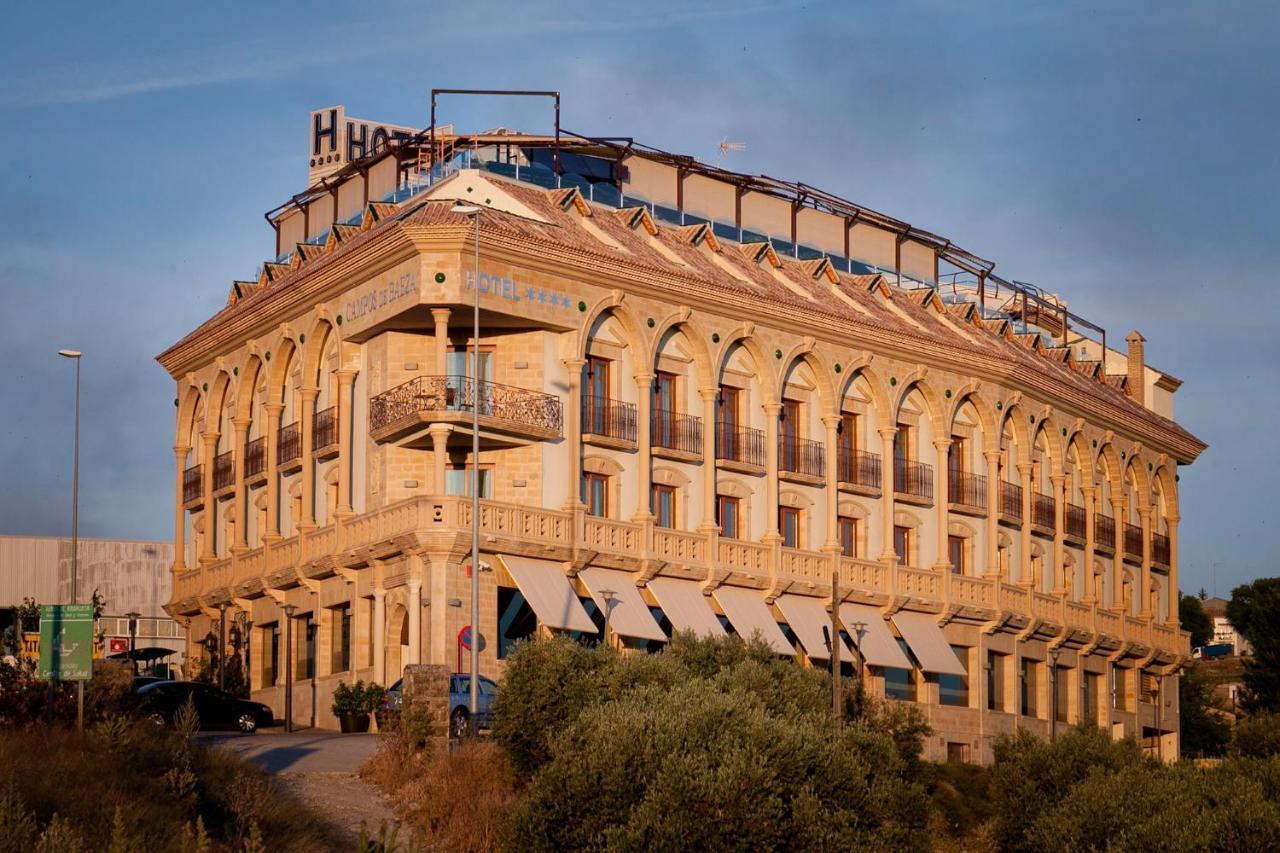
[1231,711,1280,759]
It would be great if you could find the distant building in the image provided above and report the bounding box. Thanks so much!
[0,535,183,669]
[1201,597,1251,655]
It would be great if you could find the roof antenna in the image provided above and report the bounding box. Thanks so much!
[717,137,745,166]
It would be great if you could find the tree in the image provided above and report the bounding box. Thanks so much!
[1228,579,1280,711]
[1180,594,1214,649]
[1179,662,1231,758]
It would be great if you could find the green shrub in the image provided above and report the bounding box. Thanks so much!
[1231,711,1280,759]
[333,680,364,716]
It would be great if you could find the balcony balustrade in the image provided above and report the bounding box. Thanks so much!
[244,436,266,481]
[213,451,235,492]
[894,458,933,502]
[277,422,301,469]
[837,447,882,492]
[779,436,824,479]
[582,395,636,443]
[1095,514,1116,552]
[652,409,703,457]
[369,375,563,442]
[715,422,765,469]
[948,471,987,514]
[182,464,202,506]
[1065,503,1087,542]
[999,480,1023,524]
[1032,493,1056,532]
[312,406,338,458]
[1124,523,1144,560]
[1152,533,1171,567]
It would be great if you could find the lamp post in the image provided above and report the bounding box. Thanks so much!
[282,604,297,732]
[125,611,140,675]
[58,348,83,730]
[599,589,617,648]
[851,621,868,700]
[1049,646,1060,740]
[218,602,228,691]
[452,201,482,735]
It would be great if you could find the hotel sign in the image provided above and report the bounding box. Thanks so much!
[309,105,418,184]
[341,262,421,333]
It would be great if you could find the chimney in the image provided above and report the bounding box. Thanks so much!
[1126,330,1146,406]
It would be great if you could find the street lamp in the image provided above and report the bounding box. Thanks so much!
[58,348,83,730]
[282,604,297,732]
[218,602,228,691]
[1049,646,1060,740]
[599,589,617,647]
[850,621,868,700]
[125,611,140,675]
[452,200,482,735]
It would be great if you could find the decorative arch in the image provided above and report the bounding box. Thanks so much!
[945,384,997,440]
[646,310,714,391]
[777,343,836,416]
[652,465,692,488]
[175,385,204,449]
[891,375,945,437]
[1066,432,1094,487]
[835,360,892,429]
[235,356,265,422]
[576,293,648,365]
[1152,464,1179,522]
[712,325,778,404]
[779,489,815,509]
[998,403,1033,465]
[1031,419,1065,474]
[302,318,336,389]
[268,336,300,405]
[204,371,234,436]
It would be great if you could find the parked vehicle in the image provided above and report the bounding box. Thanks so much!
[137,680,273,733]
[1192,643,1233,660]
[380,674,499,736]
[132,675,167,691]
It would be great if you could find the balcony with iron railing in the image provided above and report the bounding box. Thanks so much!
[244,436,266,482]
[1095,514,1116,553]
[715,422,765,471]
[277,422,301,471]
[652,409,703,461]
[1065,503,1086,543]
[313,406,338,459]
[837,447,881,494]
[948,471,987,515]
[1032,492,1056,535]
[213,451,235,494]
[182,464,203,507]
[999,480,1023,525]
[1124,523,1144,562]
[1153,533,1171,568]
[581,395,636,447]
[894,458,933,504]
[370,375,564,444]
[779,436,824,481]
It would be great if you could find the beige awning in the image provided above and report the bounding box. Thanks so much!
[775,594,851,663]
[838,602,912,670]
[579,567,666,642]
[646,577,726,639]
[891,610,966,676]
[498,555,596,633]
[712,586,794,656]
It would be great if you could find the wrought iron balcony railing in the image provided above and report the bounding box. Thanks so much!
[1032,493,1056,531]
[1065,503,1087,541]
[582,395,636,442]
[948,471,987,512]
[277,422,301,467]
[370,375,563,439]
[837,448,882,491]
[779,436,824,478]
[1095,513,1116,551]
[1153,532,1171,566]
[313,406,337,455]
[652,409,703,456]
[244,436,266,480]
[715,422,765,468]
[1124,523,1144,560]
[894,459,933,501]
[213,451,234,491]
[182,464,202,505]
[1000,480,1023,523]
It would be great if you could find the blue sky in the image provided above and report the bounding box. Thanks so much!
[1,1,1275,597]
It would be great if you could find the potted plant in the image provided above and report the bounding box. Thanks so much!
[332,680,370,733]
[361,682,386,728]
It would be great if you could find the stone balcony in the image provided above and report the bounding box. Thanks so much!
[170,495,1187,661]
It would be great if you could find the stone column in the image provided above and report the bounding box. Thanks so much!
[1082,485,1097,604]
[264,403,284,539]
[984,450,1001,578]
[1112,496,1127,611]
[1138,505,1153,619]
[299,387,319,529]
[634,372,656,521]
[174,446,189,572]
[878,426,898,563]
[431,308,451,374]
[1051,473,1067,595]
[1017,462,1033,587]
[407,553,424,666]
[699,387,719,531]
[336,369,357,516]
[429,424,452,494]
[200,431,219,563]
[1166,513,1180,625]
[934,437,952,571]
[764,402,783,540]
[822,415,841,550]
[232,418,250,548]
[372,586,387,685]
[564,359,586,510]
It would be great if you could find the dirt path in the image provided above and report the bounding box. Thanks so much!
[274,769,400,847]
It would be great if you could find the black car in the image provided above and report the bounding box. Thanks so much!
[137,681,274,733]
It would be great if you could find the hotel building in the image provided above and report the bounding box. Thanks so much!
[158,103,1204,758]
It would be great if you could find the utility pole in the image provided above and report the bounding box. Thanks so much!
[58,349,83,731]
[831,567,841,725]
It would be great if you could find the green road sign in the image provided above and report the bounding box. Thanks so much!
[38,604,94,681]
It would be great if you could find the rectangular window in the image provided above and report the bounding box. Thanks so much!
[301,614,317,680]
[1113,666,1131,711]
[1055,665,1071,723]
[1083,672,1099,723]
[780,398,801,470]
[717,495,740,539]
[838,516,858,558]
[946,742,971,763]
[893,525,911,564]
[583,357,612,435]
[779,506,800,548]
[651,484,676,529]
[883,638,916,701]
[583,472,609,518]
[1021,657,1039,718]
[330,604,351,674]
[839,412,858,455]
[948,535,966,574]
[652,371,678,447]
[445,465,493,498]
[987,651,1006,712]
[939,645,970,707]
[948,437,966,478]
[265,623,280,687]
[447,346,494,381]
[894,423,911,463]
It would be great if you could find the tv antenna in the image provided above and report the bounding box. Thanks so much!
[717,137,745,165]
